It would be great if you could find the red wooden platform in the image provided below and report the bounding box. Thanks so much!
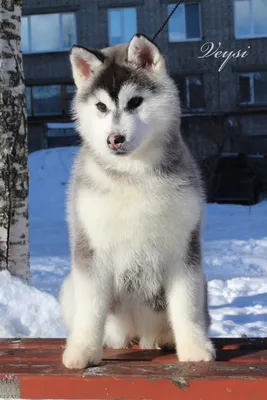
[0,338,267,399]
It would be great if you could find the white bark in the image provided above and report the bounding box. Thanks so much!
[0,0,29,280]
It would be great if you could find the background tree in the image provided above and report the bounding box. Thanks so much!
[0,0,29,280]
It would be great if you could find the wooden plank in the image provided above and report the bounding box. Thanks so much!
[0,337,267,351]
[1,359,267,377]
[0,347,267,363]
[0,337,266,349]
[0,338,266,399]
[19,376,267,400]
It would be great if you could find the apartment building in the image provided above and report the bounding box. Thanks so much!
[22,0,267,162]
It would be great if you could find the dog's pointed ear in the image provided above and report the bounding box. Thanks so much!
[70,46,105,88]
[127,34,165,73]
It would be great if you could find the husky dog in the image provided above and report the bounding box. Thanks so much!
[60,34,215,369]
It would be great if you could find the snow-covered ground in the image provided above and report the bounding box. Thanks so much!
[1,147,267,338]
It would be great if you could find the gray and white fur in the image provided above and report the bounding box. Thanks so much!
[59,34,215,369]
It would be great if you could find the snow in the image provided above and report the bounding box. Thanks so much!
[0,270,65,338]
[1,146,267,339]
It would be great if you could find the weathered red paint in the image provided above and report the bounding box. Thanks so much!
[18,376,267,400]
[0,338,266,399]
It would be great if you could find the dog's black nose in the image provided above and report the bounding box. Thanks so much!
[107,133,126,150]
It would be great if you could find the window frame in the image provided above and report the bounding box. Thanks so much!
[108,7,137,46]
[22,12,77,54]
[180,75,205,111]
[26,86,33,116]
[239,73,255,105]
[26,83,76,117]
[46,122,77,138]
[234,0,267,39]
[239,72,267,106]
[168,2,202,43]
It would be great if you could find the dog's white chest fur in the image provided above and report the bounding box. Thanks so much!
[76,177,200,259]
[77,183,164,250]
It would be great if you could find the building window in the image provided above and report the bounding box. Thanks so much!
[168,2,201,42]
[234,0,267,38]
[21,12,77,53]
[26,84,76,116]
[239,72,267,105]
[32,85,61,116]
[176,75,205,111]
[46,122,76,137]
[108,7,137,45]
[65,84,76,115]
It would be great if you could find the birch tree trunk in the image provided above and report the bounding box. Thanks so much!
[0,0,29,280]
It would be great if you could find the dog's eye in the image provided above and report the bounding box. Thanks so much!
[96,102,107,113]
[127,96,143,110]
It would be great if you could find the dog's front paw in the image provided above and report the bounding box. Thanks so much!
[177,338,215,362]
[63,344,102,369]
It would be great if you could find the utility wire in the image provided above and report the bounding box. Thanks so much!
[152,0,183,41]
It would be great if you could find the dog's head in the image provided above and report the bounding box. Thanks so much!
[70,34,180,166]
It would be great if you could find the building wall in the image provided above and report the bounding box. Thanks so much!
[23,0,267,156]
